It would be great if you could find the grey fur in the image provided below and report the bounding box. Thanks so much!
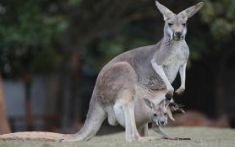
[61,1,204,142]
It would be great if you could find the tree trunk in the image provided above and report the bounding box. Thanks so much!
[215,70,226,116]
[23,74,34,131]
[214,48,234,117]
[59,50,82,131]
[0,76,11,134]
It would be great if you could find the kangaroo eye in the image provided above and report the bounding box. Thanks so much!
[153,113,157,117]
[168,23,173,26]
[182,23,186,26]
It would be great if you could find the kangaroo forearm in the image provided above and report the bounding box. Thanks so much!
[179,63,187,88]
[151,60,173,89]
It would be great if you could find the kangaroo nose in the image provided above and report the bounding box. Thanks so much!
[175,32,182,37]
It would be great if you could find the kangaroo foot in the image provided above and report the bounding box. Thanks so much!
[139,136,157,142]
[60,134,85,142]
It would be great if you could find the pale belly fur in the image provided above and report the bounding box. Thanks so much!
[162,41,187,83]
[163,59,184,83]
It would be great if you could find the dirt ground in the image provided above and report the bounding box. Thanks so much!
[0,127,234,147]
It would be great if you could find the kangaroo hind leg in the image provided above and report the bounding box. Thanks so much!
[106,106,118,126]
[115,90,141,142]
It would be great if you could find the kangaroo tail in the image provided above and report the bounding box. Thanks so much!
[0,93,106,142]
[0,132,64,141]
[62,92,106,142]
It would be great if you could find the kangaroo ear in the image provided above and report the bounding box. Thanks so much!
[178,2,204,19]
[144,98,155,109]
[155,1,175,21]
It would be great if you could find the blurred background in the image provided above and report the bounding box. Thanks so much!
[0,0,234,134]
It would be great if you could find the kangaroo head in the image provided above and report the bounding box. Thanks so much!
[144,98,168,126]
[155,1,204,41]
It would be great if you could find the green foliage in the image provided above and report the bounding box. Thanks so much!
[211,18,234,40]
[1,0,235,77]
[0,0,68,76]
[201,0,235,40]
[84,33,155,73]
[181,0,235,65]
[31,48,62,73]
[68,0,81,5]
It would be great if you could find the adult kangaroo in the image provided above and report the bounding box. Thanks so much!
[62,1,204,142]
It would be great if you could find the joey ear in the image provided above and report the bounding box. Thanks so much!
[155,1,175,21]
[178,2,204,19]
[144,98,155,109]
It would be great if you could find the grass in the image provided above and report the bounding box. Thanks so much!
[0,127,234,147]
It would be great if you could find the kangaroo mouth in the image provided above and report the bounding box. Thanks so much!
[173,36,183,41]
[154,119,167,127]
[152,116,167,126]
[173,34,184,41]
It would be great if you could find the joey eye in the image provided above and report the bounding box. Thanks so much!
[182,23,186,26]
[168,23,173,26]
[153,113,157,117]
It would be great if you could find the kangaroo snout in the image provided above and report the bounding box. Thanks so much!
[159,120,165,126]
[175,32,182,37]
[174,31,183,40]
[158,117,167,126]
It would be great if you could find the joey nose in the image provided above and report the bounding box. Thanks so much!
[159,120,165,126]
[166,93,172,101]
[166,92,173,101]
